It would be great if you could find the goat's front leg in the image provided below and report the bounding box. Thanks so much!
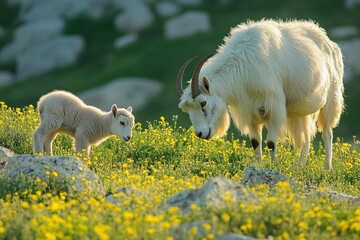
[75,129,90,156]
[249,123,263,161]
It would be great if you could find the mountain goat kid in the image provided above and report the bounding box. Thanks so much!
[33,90,135,156]
[177,19,344,169]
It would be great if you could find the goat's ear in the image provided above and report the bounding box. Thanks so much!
[202,76,210,94]
[111,104,117,117]
[127,106,132,113]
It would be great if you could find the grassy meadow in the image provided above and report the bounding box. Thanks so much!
[0,0,360,138]
[0,102,359,239]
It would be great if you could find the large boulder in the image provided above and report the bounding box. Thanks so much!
[155,1,181,18]
[159,177,257,212]
[0,18,64,63]
[165,11,211,40]
[17,0,111,21]
[79,78,163,111]
[2,155,104,195]
[114,33,138,49]
[16,35,85,80]
[114,3,154,32]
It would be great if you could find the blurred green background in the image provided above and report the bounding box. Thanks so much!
[0,0,359,141]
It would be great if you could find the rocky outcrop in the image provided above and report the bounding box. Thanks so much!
[164,11,211,40]
[17,35,85,80]
[79,77,163,111]
[159,177,257,212]
[2,155,104,195]
[241,166,297,187]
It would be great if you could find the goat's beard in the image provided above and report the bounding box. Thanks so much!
[213,111,230,138]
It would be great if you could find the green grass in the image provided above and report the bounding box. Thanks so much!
[0,102,359,239]
[0,0,359,139]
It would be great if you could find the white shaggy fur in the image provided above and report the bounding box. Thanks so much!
[33,90,135,155]
[178,19,344,169]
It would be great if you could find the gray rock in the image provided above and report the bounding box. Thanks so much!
[105,186,149,205]
[17,35,85,80]
[79,78,162,111]
[0,18,64,63]
[2,155,104,195]
[0,71,14,87]
[155,1,181,18]
[165,11,211,40]
[15,0,111,21]
[330,25,359,39]
[338,38,360,80]
[216,234,259,240]
[159,177,257,212]
[241,166,297,188]
[114,3,154,32]
[306,189,360,204]
[175,0,202,6]
[344,0,360,9]
[114,33,138,49]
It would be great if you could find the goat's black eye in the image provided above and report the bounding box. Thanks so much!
[200,101,207,108]
[120,121,125,126]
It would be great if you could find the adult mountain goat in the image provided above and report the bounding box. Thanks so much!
[33,90,135,156]
[177,19,344,169]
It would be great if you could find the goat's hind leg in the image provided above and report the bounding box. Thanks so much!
[44,132,58,155]
[33,127,45,153]
[322,128,333,170]
[33,115,62,155]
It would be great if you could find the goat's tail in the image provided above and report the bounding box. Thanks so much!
[286,114,318,149]
[318,41,345,132]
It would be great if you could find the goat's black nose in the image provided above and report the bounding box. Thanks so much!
[196,131,202,138]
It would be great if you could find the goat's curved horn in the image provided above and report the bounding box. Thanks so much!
[176,56,197,97]
[191,54,215,99]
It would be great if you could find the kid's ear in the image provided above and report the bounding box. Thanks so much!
[127,106,132,113]
[111,104,117,117]
[202,76,210,94]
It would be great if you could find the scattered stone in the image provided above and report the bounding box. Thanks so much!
[17,0,110,21]
[241,166,297,188]
[306,189,360,204]
[344,0,360,9]
[330,25,359,39]
[338,38,360,80]
[0,71,14,87]
[0,18,64,64]
[215,234,259,240]
[175,0,202,6]
[2,155,104,195]
[114,33,138,49]
[17,35,85,80]
[165,11,211,40]
[105,186,149,205]
[155,1,181,18]
[159,177,257,212]
[79,77,162,111]
[114,3,154,32]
